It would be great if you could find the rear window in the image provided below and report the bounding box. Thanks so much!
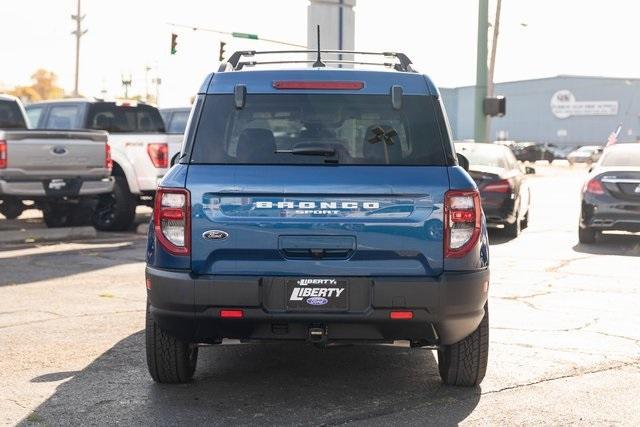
[167,110,189,134]
[87,103,165,133]
[599,145,640,167]
[456,144,509,168]
[190,94,447,165]
[0,100,27,129]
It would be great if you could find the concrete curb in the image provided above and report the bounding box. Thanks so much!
[0,226,97,244]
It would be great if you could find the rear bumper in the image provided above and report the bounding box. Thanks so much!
[146,267,490,346]
[0,177,114,197]
[581,199,640,232]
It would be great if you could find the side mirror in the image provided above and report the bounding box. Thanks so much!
[170,153,180,167]
[457,153,470,171]
[525,166,536,175]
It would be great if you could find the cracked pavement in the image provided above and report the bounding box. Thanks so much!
[1,165,639,425]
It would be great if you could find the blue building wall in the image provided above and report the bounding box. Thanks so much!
[439,76,640,146]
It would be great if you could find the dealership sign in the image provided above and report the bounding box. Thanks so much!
[550,90,618,119]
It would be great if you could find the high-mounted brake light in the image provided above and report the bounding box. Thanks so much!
[483,179,511,193]
[272,81,364,90]
[444,190,482,258]
[584,178,605,195]
[154,188,190,256]
[105,143,113,170]
[0,140,6,169]
[147,143,169,168]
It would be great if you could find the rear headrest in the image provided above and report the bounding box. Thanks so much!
[237,128,277,162]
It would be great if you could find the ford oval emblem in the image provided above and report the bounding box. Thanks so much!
[52,146,68,155]
[306,297,328,306]
[202,230,229,240]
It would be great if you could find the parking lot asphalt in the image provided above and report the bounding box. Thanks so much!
[1,164,639,426]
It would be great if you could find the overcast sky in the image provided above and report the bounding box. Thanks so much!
[2,0,639,106]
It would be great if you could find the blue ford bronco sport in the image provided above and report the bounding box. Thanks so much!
[145,50,490,386]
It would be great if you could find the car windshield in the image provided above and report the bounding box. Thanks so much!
[190,94,447,165]
[0,100,27,129]
[87,103,165,133]
[456,144,508,168]
[599,145,640,167]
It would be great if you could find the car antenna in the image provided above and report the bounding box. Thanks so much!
[312,25,325,68]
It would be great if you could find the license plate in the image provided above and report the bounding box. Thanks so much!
[48,179,67,190]
[286,279,348,311]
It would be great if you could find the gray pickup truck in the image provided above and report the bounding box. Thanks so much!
[0,94,113,226]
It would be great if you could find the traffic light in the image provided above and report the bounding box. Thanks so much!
[219,41,226,62]
[170,33,178,55]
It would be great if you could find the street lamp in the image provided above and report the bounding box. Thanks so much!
[121,73,132,99]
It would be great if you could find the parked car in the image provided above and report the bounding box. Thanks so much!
[456,142,533,237]
[0,94,113,225]
[145,50,490,386]
[578,143,640,243]
[567,145,603,165]
[160,107,191,165]
[546,144,577,160]
[26,99,175,230]
[511,142,555,162]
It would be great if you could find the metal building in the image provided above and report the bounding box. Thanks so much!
[440,75,640,146]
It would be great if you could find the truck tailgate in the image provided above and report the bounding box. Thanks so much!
[1,130,109,179]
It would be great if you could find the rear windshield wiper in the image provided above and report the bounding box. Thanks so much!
[276,145,336,157]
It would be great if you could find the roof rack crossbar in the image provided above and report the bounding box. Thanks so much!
[225,50,415,72]
[237,59,396,70]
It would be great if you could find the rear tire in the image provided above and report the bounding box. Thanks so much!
[438,303,489,387]
[0,197,24,220]
[92,176,136,231]
[145,301,198,384]
[578,226,597,244]
[504,211,521,238]
[42,203,73,228]
[521,210,529,230]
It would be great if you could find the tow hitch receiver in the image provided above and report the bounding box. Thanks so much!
[308,325,328,343]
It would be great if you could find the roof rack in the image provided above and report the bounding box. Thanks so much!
[219,50,416,73]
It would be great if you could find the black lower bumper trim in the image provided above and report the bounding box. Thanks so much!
[146,268,489,346]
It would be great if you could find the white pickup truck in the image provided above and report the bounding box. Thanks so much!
[0,94,113,226]
[26,98,176,230]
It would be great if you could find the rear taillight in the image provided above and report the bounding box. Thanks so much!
[444,190,482,258]
[0,140,6,169]
[584,178,605,195]
[482,179,511,193]
[105,143,113,170]
[147,143,169,168]
[154,188,190,256]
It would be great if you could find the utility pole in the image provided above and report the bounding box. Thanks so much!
[474,0,489,143]
[71,0,87,96]
[486,0,502,142]
[144,65,152,102]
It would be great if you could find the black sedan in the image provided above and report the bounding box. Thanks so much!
[456,143,534,237]
[579,143,640,243]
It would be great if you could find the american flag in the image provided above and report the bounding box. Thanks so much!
[606,124,622,146]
